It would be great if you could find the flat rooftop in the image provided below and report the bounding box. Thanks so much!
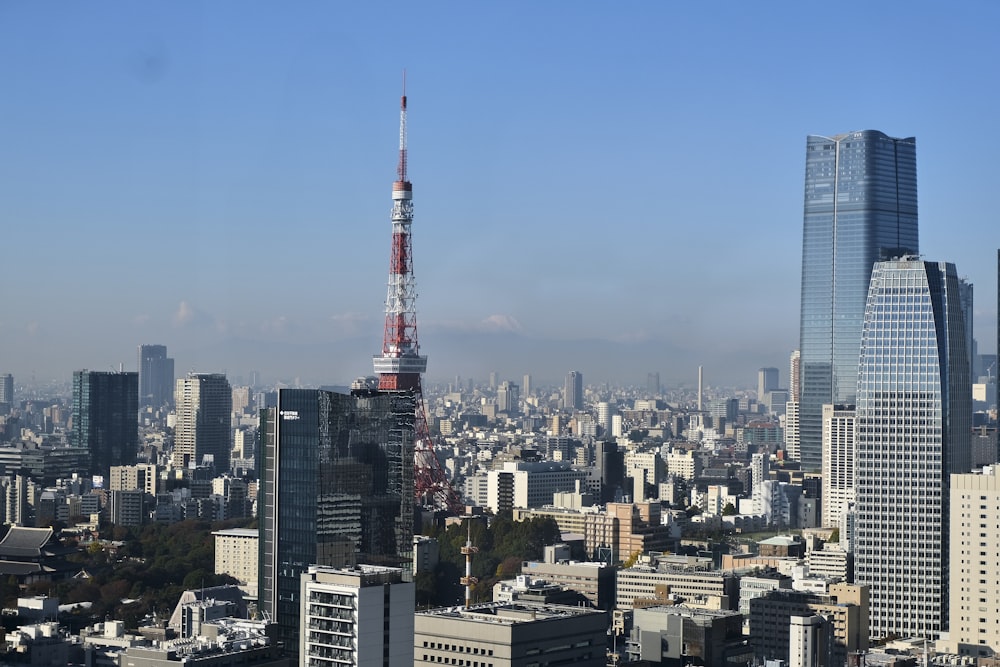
[211,528,259,538]
[417,602,604,625]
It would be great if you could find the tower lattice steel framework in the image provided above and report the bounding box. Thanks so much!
[372,81,461,513]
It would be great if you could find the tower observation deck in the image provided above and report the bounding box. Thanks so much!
[373,82,460,513]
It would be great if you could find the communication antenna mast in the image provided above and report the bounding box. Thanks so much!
[372,77,462,513]
[459,516,480,608]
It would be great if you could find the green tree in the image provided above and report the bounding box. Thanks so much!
[722,503,737,516]
[622,550,643,567]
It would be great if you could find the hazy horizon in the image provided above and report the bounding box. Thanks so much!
[3,3,998,390]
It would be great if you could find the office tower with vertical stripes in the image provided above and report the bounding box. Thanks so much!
[798,131,918,471]
[854,258,970,639]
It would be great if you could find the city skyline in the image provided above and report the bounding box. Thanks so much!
[2,3,999,387]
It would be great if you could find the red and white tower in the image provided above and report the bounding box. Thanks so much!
[373,82,461,513]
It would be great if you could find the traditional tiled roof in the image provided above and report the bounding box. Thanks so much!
[0,527,53,558]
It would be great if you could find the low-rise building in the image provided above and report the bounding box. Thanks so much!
[115,618,287,667]
[805,545,851,582]
[748,582,869,665]
[4,622,70,666]
[414,602,607,667]
[627,605,752,667]
[617,567,739,611]
[300,565,413,667]
[520,558,615,610]
[212,528,259,598]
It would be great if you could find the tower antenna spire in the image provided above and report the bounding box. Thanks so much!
[397,71,408,184]
[373,82,462,514]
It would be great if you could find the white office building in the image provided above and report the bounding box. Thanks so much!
[300,565,414,667]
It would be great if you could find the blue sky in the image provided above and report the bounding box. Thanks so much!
[1,2,998,388]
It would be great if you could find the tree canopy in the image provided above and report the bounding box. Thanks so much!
[418,514,560,608]
[49,519,246,629]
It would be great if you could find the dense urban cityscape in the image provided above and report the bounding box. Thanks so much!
[7,4,1000,667]
[1,87,999,667]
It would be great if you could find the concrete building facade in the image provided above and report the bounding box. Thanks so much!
[300,565,413,667]
[414,602,607,667]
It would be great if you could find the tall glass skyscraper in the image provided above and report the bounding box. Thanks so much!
[71,370,139,477]
[565,370,583,411]
[854,259,970,640]
[798,130,918,471]
[0,374,12,409]
[137,344,174,409]
[259,386,415,657]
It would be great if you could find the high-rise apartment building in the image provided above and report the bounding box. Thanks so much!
[565,371,583,410]
[798,131,918,471]
[647,372,660,397]
[70,370,139,477]
[137,344,175,409]
[944,466,1000,657]
[854,259,970,640]
[820,404,855,528]
[784,400,800,461]
[789,350,801,400]
[522,373,532,397]
[259,387,415,657]
[757,368,779,401]
[173,373,232,472]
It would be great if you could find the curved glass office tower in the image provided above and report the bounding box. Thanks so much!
[855,259,970,639]
[798,130,918,471]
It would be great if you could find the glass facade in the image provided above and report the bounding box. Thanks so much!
[260,388,415,655]
[137,344,175,408]
[70,370,138,476]
[854,259,970,639]
[798,130,918,471]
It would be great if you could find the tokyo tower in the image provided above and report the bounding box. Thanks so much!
[372,81,461,513]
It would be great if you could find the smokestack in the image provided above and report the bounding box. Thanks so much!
[697,366,703,412]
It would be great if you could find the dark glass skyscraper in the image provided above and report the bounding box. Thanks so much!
[854,258,970,639]
[0,374,12,410]
[71,370,139,477]
[798,130,918,471]
[565,370,583,410]
[137,344,174,408]
[259,386,415,655]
